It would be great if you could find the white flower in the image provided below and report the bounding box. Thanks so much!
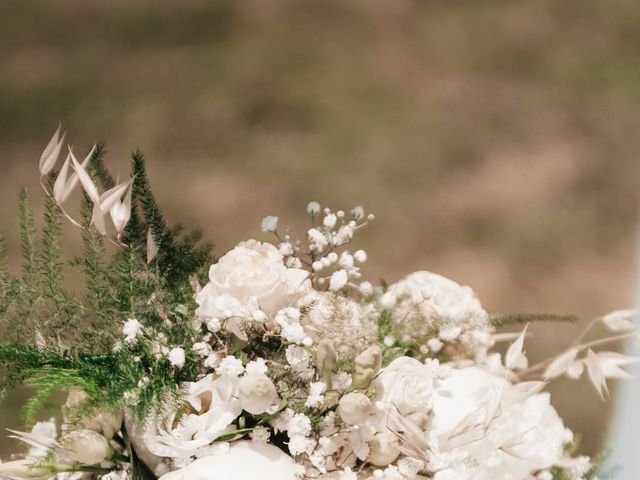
[158,441,301,480]
[427,338,443,353]
[204,353,220,370]
[387,271,493,358]
[196,240,309,338]
[250,426,271,443]
[261,216,279,232]
[329,269,348,291]
[59,429,113,465]
[168,347,186,368]
[354,250,367,263]
[216,355,245,377]
[431,366,570,479]
[305,381,327,408]
[360,281,373,295]
[128,375,242,463]
[307,201,321,216]
[122,318,143,345]
[323,213,337,228]
[373,356,438,419]
[308,228,329,251]
[390,271,486,322]
[287,412,312,437]
[192,342,212,358]
[238,373,279,414]
[368,432,402,467]
[246,357,269,375]
[338,392,372,426]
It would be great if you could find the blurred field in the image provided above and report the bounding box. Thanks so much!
[1,0,640,459]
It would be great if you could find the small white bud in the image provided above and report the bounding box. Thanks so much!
[353,250,367,263]
[168,347,186,368]
[252,310,268,322]
[312,261,323,272]
[383,336,395,347]
[323,213,337,228]
[337,392,372,425]
[261,215,279,232]
[329,269,348,291]
[427,338,443,353]
[307,201,321,216]
[359,281,373,296]
[351,206,364,220]
[367,213,375,221]
[238,373,279,414]
[368,433,401,467]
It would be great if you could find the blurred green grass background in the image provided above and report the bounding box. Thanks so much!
[1,0,640,459]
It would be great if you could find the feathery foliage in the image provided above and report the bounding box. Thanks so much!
[491,312,579,328]
[0,148,213,425]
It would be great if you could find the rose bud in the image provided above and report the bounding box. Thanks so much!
[337,392,372,426]
[238,373,279,414]
[368,432,401,467]
[352,346,382,389]
[59,429,113,465]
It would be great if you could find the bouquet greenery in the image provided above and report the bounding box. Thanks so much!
[0,128,636,480]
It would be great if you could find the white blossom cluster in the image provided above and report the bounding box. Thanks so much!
[6,191,630,480]
[99,203,608,480]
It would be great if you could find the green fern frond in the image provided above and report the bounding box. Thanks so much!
[39,174,63,298]
[18,188,37,291]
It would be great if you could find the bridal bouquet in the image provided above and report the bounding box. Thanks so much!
[0,128,638,480]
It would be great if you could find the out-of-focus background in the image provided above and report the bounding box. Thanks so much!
[1,0,639,462]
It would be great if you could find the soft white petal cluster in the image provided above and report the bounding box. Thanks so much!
[195,240,309,340]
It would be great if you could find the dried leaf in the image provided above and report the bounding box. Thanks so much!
[99,179,132,214]
[71,150,100,203]
[39,126,66,176]
[595,351,640,379]
[586,349,609,400]
[505,325,529,370]
[110,182,133,234]
[53,147,94,204]
[601,309,637,331]
[544,347,579,380]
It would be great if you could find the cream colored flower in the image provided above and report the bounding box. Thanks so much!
[431,366,572,479]
[337,393,372,426]
[158,441,301,480]
[238,372,279,414]
[127,374,241,467]
[196,240,308,339]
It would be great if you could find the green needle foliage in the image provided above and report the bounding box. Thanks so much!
[0,148,213,426]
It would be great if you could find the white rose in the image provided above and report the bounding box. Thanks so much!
[126,374,242,469]
[158,441,301,480]
[196,240,308,338]
[432,366,570,479]
[387,271,493,358]
[337,392,372,426]
[373,356,437,418]
[238,373,279,414]
[389,271,486,321]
